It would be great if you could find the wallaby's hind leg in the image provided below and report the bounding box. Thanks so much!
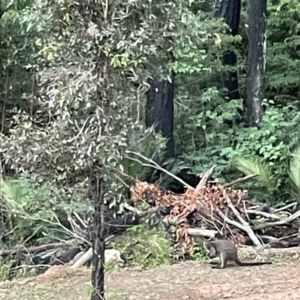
[212,253,227,269]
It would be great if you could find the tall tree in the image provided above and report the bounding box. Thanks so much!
[215,0,241,101]
[145,41,175,159]
[245,0,267,126]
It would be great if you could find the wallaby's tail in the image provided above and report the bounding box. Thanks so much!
[235,259,272,266]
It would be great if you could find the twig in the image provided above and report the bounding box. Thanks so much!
[246,210,280,220]
[123,203,161,217]
[125,151,195,190]
[243,201,250,222]
[223,174,258,188]
[72,212,88,228]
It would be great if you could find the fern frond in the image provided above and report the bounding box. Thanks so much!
[232,157,277,192]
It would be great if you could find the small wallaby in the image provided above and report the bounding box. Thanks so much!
[203,239,272,269]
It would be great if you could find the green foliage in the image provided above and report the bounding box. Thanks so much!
[177,96,300,190]
[288,145,300,200]
[0,262,38,281]
[232,157,277,192]
[0,264,10,281]
[111,225,173,269]
[232,144,300,203]
[186,238,207,261]
[0,176,51,245]
[267,0,300,103]
[0,174,89,247]
[170,0,300,205]
[120,126,187,189]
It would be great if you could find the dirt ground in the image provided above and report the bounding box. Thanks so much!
[1,258,300,300]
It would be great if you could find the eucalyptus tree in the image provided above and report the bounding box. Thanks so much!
[0,0,209,298]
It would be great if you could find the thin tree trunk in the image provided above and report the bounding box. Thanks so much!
[215,0,241,100]
[246,0,267,126]
[91,176,105,300]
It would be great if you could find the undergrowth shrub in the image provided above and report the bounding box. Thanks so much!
[110,224,173,269]
[0,174,89,247]
[232,144,300,205]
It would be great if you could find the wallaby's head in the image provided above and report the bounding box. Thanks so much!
[203,241,217,258]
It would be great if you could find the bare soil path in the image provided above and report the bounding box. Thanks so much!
[1,260,300,300]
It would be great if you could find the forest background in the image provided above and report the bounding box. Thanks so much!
[0,0,300,297]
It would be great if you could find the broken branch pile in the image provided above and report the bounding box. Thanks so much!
[130,167,300,258]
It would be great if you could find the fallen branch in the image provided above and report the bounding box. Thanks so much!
[71,247,92,268]
[246,210,280,220]
[71,248,124,268]
[217,209,246,233]
[0,241,74,256]
[126,150,195,190]
[273,202,297,213]
[196,166,216,191]
[226,198,262,247]
[223,174,258,188]
[254,210,300,230]
[187,228,217,238]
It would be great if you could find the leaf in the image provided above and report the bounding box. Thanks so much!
[232,157,277,192]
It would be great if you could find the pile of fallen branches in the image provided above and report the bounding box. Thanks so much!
[130,166,300,258]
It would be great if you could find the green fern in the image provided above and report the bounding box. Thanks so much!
[0,178,33,211]
[232,157,277,193]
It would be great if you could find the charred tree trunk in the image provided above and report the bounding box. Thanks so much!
[145,37,175,159]
[245,0,267,126]
[91,176,105,300]
[145,75,175,158]
[215,0,241,101]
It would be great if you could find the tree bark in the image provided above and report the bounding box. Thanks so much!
[91,176,105,300]
[215,0,241,100]
[145,35,175,159]
[145,75,175,158]
[245,0,267,126]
